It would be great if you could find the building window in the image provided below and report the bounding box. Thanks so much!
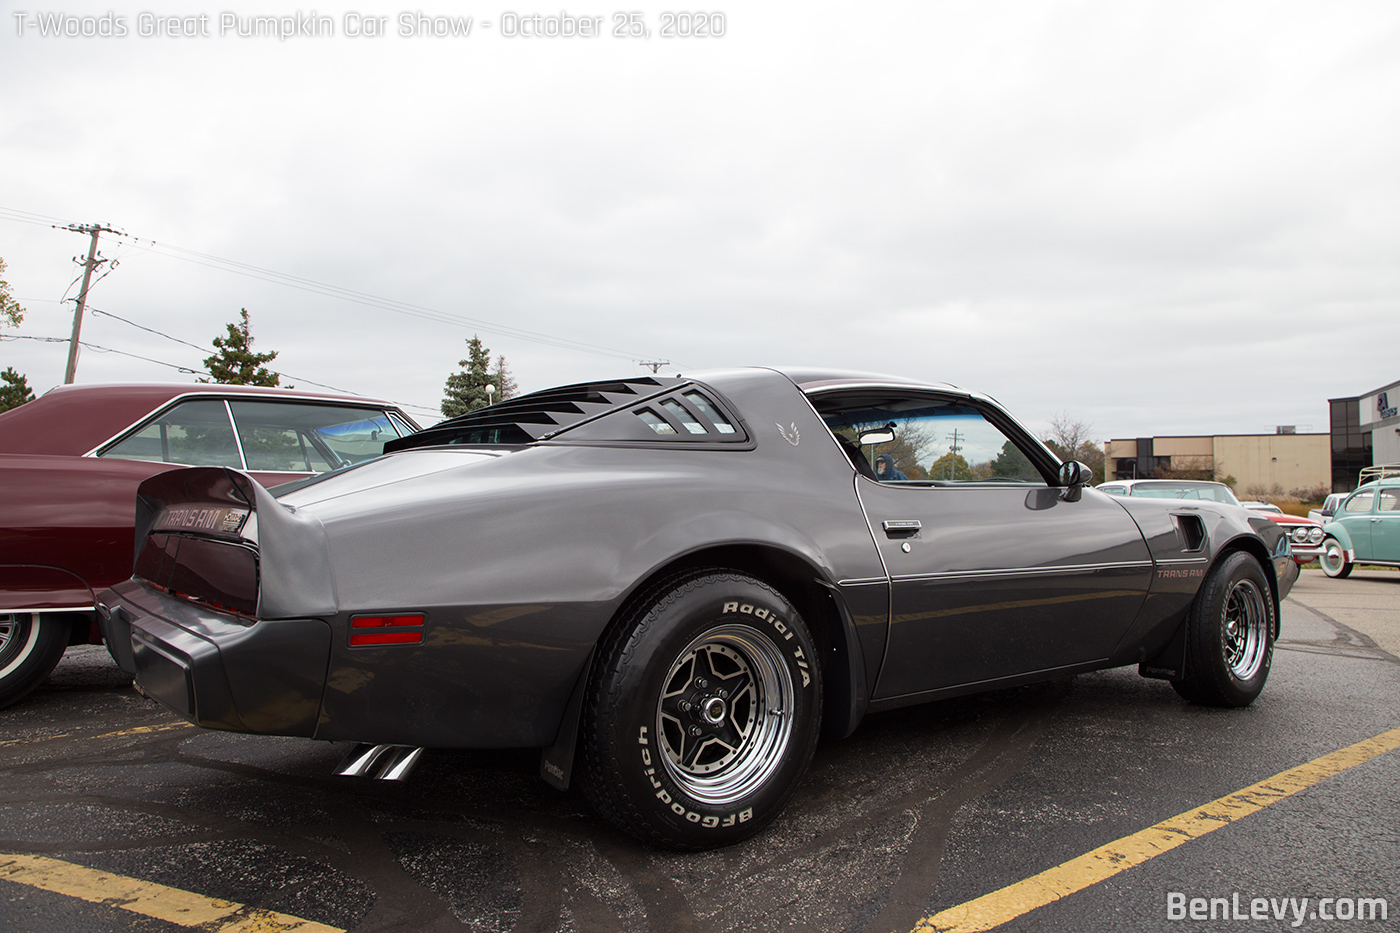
[1329,396,1369,492]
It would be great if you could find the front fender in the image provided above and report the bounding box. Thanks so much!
[1321,521,1355,555]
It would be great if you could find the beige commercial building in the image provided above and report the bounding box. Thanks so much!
[1104,432,1330,497]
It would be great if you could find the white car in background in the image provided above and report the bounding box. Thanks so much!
[1308,493,1346,525]
[1095,479,1241,504]
[1097,480,1324,564]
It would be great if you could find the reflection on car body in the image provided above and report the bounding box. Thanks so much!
[97,368,1296,849]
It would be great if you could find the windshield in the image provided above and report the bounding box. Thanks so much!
[1130,483,1240,505]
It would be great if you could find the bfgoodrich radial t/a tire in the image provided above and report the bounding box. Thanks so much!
[0,613,70,709]
[1172,552,1275,708]
[580,570,822,849]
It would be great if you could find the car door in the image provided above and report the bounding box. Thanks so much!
[1336,489,1376,559]
[810,391,1153,700]
[1370,487,1400,561]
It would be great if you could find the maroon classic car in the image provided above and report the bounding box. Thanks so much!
[0,383,420,707]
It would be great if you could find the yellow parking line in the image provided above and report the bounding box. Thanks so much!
[0,721,193,748]
[913,724,1400,933]
[91,721,195,741]
[0,853,342,931]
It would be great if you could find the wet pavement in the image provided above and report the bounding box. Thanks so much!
[2,569,1398,932]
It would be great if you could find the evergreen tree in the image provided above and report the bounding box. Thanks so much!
[491,354,518,403]
[0,258,24,328]
[0,367,34,413]
[200,308,280,386]
[989,440,1038,480]
[441,338,518,417]
[441,336,494,417]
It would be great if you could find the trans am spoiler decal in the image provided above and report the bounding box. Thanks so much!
[134,467,337,620]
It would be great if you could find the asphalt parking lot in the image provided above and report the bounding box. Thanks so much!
[3,568,1398,933]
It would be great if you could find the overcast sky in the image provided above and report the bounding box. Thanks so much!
[3,1,1398,437]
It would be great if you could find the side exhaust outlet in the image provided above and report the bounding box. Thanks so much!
[336,743,425,782]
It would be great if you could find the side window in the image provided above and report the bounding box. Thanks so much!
[1099,485,1126,495]
[100,400,242,468]
[1343,491,1375,514]
[813,394,1048,485]
[228,402,407,473]
[1378,489,1400,513]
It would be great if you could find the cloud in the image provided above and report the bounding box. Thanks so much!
[2,0,1398,438]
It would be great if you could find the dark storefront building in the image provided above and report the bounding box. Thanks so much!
[1330,377,1400,492]
[1329,397,1371,492]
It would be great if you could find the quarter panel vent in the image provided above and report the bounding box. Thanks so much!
[1172,514,1206,552]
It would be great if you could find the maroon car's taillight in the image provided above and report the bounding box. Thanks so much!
[350,614,425,646]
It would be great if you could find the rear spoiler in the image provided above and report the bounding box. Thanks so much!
[133,467,337,620]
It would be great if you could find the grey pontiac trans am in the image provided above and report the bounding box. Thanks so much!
[97,367,1297,849]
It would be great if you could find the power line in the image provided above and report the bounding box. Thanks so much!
[5,319,441,416]
[90,307,208,353]
[1,333,205,375]
[0,205,681,366]
[85,307,368,398]
[142,240,654,360]
[0,207,71,228]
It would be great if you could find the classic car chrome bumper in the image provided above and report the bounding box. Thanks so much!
[98,578,331,737]
[1288,544,1325,564]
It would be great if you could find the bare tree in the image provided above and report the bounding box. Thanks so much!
[1044,411,1105,483]
[1047,411,1092,455]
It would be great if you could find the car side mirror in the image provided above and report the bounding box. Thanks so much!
[1058,460,1092,501]
[859,422,897,446]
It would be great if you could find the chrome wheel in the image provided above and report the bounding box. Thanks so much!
[581,570,821,848]
[0,613,33,669]
[1222,579,1268,680]
[0,612,71,709]
[1319,538,1352,578]
[1174,552,1274,708]
[656,624,794,806]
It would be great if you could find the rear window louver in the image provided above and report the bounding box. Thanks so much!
[386,377,682,451]
[628,389,744,441]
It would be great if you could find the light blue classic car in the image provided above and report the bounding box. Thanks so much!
[1319,466,1400,578]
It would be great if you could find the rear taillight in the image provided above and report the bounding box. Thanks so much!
[350,614,425,646]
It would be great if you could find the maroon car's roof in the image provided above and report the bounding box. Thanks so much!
[0,383,401,457]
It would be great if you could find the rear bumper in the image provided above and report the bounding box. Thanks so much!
[97,579,331,737]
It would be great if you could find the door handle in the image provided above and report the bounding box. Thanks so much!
[882,520,922,538]
[1372,518,1382,523]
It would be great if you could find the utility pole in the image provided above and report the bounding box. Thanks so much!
[637,360,670,374]
[945,428,963,480]
[61,222,120,384]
